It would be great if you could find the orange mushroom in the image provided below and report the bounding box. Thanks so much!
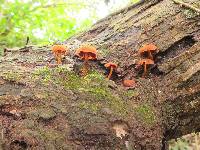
[123,79,136,87]
[138,44,157,60]
[104,62,117,79]
[52,45,68,64]
[137,59,154,77]
[75,45,97,76]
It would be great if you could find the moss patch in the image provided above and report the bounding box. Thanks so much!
[183,8,199,19]
[122,90,139,99]
[78,101,100,113]
[135,104,156,125]
[2,71,23,82]
[32,66,52,85]
[32,66,135,117]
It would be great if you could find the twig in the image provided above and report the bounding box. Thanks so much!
[172,0,200,13]
[25,36,29,46]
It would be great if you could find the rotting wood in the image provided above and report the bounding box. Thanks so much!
[0,0,200,149]
[172,0,200,13]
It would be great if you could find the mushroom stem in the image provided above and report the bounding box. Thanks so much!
[107,67,113,79]
[56,53,62,64]
[142,63,147,78]
[82,54,89,76]
[148,51,153,60]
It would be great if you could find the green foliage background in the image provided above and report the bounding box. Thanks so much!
[0,0,140,55]
[0,0,98,48]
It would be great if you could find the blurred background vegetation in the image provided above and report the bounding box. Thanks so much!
[0,0,199,149]
[0,0,139,55]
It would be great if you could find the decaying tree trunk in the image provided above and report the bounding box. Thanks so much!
[0,0,200,149]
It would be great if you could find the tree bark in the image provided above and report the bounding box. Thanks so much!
[0,0,200,149]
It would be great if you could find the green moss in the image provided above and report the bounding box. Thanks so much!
[87,87,108,100]
[108,95,129,116]
[2,71,22,82]
[135,104,156,125]
[183,8,199,19]
[84,70,105,80]
[78,101,100,113]
[122,90,138,99]
[63,71,107,93]
[32,67,132,117]
[32,66,52,84]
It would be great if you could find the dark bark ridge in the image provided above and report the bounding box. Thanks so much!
[0,0,200,149]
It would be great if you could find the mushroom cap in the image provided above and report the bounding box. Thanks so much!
[104,62,117,69]
[52,45,68,54]
[75,45,97,60]
[137,59,154,65]
[138,44,157,54]
[123,79,136,87]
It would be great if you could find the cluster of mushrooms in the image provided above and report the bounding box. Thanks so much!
[52,45,117,79]
[51,44,158,87]
[137,44,158,77]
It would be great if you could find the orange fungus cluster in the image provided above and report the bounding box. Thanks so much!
[52,45,68,64]
[50,42,158,88]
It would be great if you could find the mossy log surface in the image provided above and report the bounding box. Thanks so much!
[0,0,200,149]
